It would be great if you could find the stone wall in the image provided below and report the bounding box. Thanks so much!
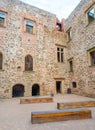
[0,0,67,98]
[0,0,95,98]
[65,0,95,98]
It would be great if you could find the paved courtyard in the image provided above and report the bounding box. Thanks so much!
[0,94,95,130]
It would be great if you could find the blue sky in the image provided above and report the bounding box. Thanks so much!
[21,0,81,20]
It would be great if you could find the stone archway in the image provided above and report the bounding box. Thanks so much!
[32,84,40,96]
[12,84,24,97]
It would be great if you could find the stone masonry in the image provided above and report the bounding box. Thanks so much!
[65,0,95,98]
[0,0,95,98]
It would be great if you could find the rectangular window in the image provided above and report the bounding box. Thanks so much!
[0,53,3,69]
[72,82,77,88]
[87,47,95,67]
[88,8,95,23]
[66,27,71,42]
[57,47,64,62]
[90,51,95,66]
[69,60,73,72]
[26,21,34,34]
[56,81,62,93]
[0,12,6,27]
[57,48,60,62]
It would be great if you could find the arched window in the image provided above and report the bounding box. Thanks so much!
[32,84,40,96]
[0,52,3,69]
[25,55,33,71]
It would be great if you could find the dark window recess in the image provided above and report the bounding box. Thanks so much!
[56,23,62,31]
[57,47,64,62]
[12,84,24,97]
[88,8,95,23]
[0,53,3,69]
[0,13,5,27]
[61,48,64,62]
[32,84,40,96]
[26,21,33,34]
[72,82,77,88]
[90,51,95,66]
[67,88,71,94]
[56,81,61,93]
[57,48,60,62]
[25,55,33,71]
[69,60,73,72]
[67,30,71,41]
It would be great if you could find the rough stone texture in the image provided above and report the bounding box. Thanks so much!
[0,0,67,98]
[0,0,95,98]
[65,0,95,98]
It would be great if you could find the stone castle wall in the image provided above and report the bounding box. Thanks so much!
[0,0,67,98]
[65,0,95,97]
[0,0,95,98]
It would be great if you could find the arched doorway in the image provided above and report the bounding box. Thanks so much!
[32,84,40,96]
[12,84,24,97]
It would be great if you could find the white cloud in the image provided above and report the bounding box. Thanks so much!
[20,0,81,20]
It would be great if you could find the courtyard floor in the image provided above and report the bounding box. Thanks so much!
[0,94,95,130]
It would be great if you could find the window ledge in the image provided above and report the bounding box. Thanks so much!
[86,19,95,27]
[57,62,64,64]
[0,26,6,28]
[0,69,5,72]
[23,70,35,73]
[89,65,95,68]
[69,71,73,73]
[24,31,35,35]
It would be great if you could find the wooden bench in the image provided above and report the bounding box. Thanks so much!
[20,97,53,104]
[31,109,91,124]
[57,101,95,109]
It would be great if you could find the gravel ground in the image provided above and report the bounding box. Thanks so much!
[0,94,95,130]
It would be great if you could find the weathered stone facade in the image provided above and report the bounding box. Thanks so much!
[0,0,67,98]
[65,0,95,98]
[0,0,95,98]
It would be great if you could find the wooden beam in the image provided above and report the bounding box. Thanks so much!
[31,109,92,124]
[20,97,53,104]
[57,101,95,109]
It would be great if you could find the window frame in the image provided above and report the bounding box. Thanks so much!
[25,55,33,71]
[87,8,95,23]
[87,47,95,67]
[69,60,73,72]
[0,11,6,27]
[0,52,3,70]
[24,19,35,34]
[90,51,95,66]
[66,27,72,42]
[85,3,95,25]
[68,58,73,72]
[72,82,77,88]
[57,47,64,63]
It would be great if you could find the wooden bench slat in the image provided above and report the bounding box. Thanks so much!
[20,97,53,104]
[31,109,92,124]
[57,101,95,109]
